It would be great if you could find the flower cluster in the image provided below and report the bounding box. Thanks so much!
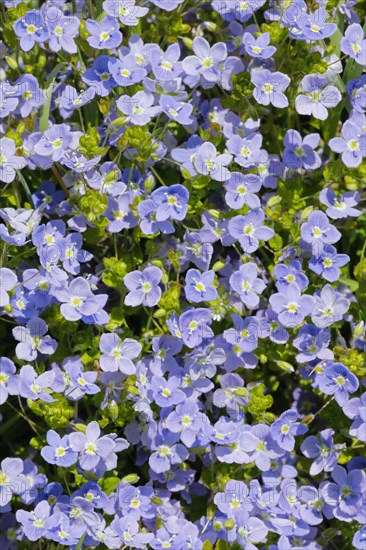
[0,0,365,549]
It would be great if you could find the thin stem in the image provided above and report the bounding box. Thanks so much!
[51,164,69,197]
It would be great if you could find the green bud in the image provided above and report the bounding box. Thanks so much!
[354,321,365,339]
[111,116,128,127]
[151,259,164,268]
[182,37,193,49]
[5,56,18,70]
[122,473,140,484]
[224,519,235,530]
[181,168,192,180]
[303,414,315,425]
[144,174,155,192]
[212,260,226,272]
[301,206,314,221]
[109,400,118,421]
[154,308,166,319]
[205,22,217,31]
[208,209,221,220]
[233,387,249,397]
[73,423,87,433]
[275,360,294,373]
[267,195,282,207]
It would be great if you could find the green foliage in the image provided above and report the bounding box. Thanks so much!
[247,384,275,423]
[27,396,74,429]
[102,257,128,288]
[78,127,109,158]
[117,127,157,162]
[79,190,108,222]
[159,282,181,313]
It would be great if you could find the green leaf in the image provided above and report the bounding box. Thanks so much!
[39,63,67,132]
[339,277,359,292]
[100,476,120,495]
[102,257,128,288]
[268,234,283,252]
[16,170,33,206]
[247,384,274,422]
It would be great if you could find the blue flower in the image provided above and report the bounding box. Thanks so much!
[269,283,315,328]
[274,260,309,292]
[243,32,276,58]
[343,392,366,443]
[229,262,266,309]
[293,324,332,363]
[319,188,361,219]
[41,431,78,468]
[317,361,359,406]
[116,91,161,126]
[69,421,116,471]
[193,141,232,181]
[124,266,162,307]
[16,501,50,541]
[151,43,182,81]
[86,16,122,50]
[347,75,366,113]
[82,56,117,97]
[183,37,227,83]
[228,208,275,253]
[270,410,308,452]
[13,10,49,52]
[0,458,24,506]
[54,277,100,322]
[44,8,79,54]
[0,267,17,307]
[103,0,148,25]
[226,133,263,168]
[14,75,45,118]
[58,85,96,119]
[341,23,366,65]
[12,317,57,361]
[298,8,337,41]
[224,173,261,209]
[0,138,27,183]
[295,74,341,120]
[309,244,350,282]
[150,375,185,407]
[251,69,291,108]
[173,307,213,348]
[108,55,147,87]
[301,429,341,475]
[282,129,321,170]
[159,95,194,126]
[151,184,189,221]
[18,364,55,403]
[165,399,205,446]
[99,333,141,374]
[105,193,138,232]
[322,465,365,521]
[185,268,217,303]
[0,82,19,118]
[311,284,350,327]
[329,119,366,168]
[0,357,17,405]
[300,210,341,257]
